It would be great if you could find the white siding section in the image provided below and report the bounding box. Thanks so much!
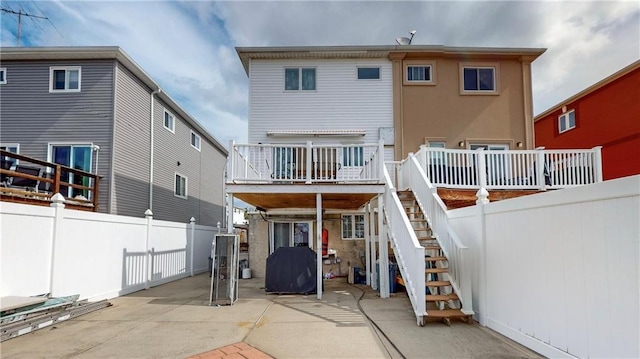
[248,59,392,146]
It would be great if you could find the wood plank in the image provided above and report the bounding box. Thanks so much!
[426,268,448,274]
[426,294,458,302]
[425,256,447,262]
[426,280,451,287]
[426,309,468,318]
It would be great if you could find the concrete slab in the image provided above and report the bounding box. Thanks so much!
[1,274,543,359]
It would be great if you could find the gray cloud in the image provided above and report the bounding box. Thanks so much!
[2,0,638,145]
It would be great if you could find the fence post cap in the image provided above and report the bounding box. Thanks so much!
[189,217,196,223]
[144,209,153,217]
[51,193,65,203]
[475,188,490,204]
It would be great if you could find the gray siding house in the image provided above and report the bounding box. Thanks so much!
[0,46,227,226]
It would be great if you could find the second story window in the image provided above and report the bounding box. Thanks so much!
[462,66,496,92]
[285,68,316,91]
[164,110,175,133]
[357,67,380,80]
[558,110,576,133]
[407,65,432,82]
[0,68,6,84]
[50,66,81,92]
[190,131,201,151]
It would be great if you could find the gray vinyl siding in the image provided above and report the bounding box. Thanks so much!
[151,99,225,226]
[248,59,393,145]
[0,60,114,212]
[112,62,151,217]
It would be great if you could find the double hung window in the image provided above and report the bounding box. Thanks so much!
[175,173,187,198]
[191,131,201,151]
[342,214,365,240]
[558,110,576,133]
[164,110,175,132]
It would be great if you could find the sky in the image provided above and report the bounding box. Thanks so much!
[1,0,639,147]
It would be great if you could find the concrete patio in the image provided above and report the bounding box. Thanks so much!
[1,274,542,358]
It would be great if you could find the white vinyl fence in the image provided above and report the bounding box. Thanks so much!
[447,175,640,359]
[0,195,222,301]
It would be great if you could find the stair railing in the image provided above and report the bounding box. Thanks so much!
[382,166,427,326]
[405,154,474,316]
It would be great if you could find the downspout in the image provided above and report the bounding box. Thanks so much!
[149,89,161,211]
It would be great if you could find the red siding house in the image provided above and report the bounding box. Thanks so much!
[534,60,640,180]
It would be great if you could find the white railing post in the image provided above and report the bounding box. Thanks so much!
[306,141,313,184]
[593,146,603,182]
[476,188,489,325]
[144,209,153,290]
[189,217,196,277]
[49,193,66,296]
[476,148,487,189]
[379,194,389,299]
[536,147,547,190]
[365,203,371,285]
[378,139,385,184]
[370,204,378,291]
[420,145,428,171]
[228,140,235,182]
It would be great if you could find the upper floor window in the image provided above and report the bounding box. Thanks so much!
[342,214,365,240]
[50,66,81,92]
[462,66,496,93]
[558,110,576,134]
[357,67,380,80]
[343,146,364,167]
[407,65,432,82]
[1,144,19,165]
[175,173,187,199]
[190,131,201,151]
[164,110,175,133]
[0,68,6,84]
[285,68,316,91]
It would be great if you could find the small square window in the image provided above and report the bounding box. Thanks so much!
[407,66,431,82]
[285,68,316,91]
[462,66,496,92]
[357,67,380,80]
[558,110,576,133]
[1,144,19,165]
[49,67,81,92]
[164,110,175,132]
[190,131,201,151]
[0,68,6,84]
[175,173,187,198]
[342,214,365,240]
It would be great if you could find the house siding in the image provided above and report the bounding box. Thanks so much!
[151,99,225,226]
[112,62,152,217]
[534,64,640,180]
[248,59,393,146]
[0,59,114,212]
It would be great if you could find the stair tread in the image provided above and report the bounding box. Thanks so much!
[426,268,448,273]
[426,280,451,286]
[426,309,468,318]
[424,246,441,250]
[425,256,447,261]
[426,294,459,302]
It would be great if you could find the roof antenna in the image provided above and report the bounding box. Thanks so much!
[396,30,417,45]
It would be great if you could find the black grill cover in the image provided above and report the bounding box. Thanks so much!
[265,246,317,294]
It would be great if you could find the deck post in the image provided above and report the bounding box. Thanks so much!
[370,202,378,291]
[227,194,234,234]
[536,148,547,190]
[476,148,487,189]
[228,140,235,182]
[378,195,389,298]
[364,203,371,286]
[593,146,603,182]
[316,193,323,300]
[476,188,489,325]
[306,141,313,184]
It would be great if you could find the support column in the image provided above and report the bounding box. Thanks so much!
[227,193,234,234]
[378,195,389,298]
[316,193,323,299]
[476,188,489,325]
[364,203,371,286]
[370,201,378,290]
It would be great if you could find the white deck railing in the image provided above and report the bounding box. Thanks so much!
[382,166,426,325]
[415,146,603,190]
[228,141,384,184]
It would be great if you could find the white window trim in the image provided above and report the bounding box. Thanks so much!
[174,172,187,199]
[163,109,175,133]
[49,66,81,93]
[342,213,365,240]
[190,130,201,151]
[459,62,499,95]
[558,110,576,134]
[1,143,20,165]
[356,66,381,80]
[403,60,437,86]
[0,68,7,84]
[284,67,317,91]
